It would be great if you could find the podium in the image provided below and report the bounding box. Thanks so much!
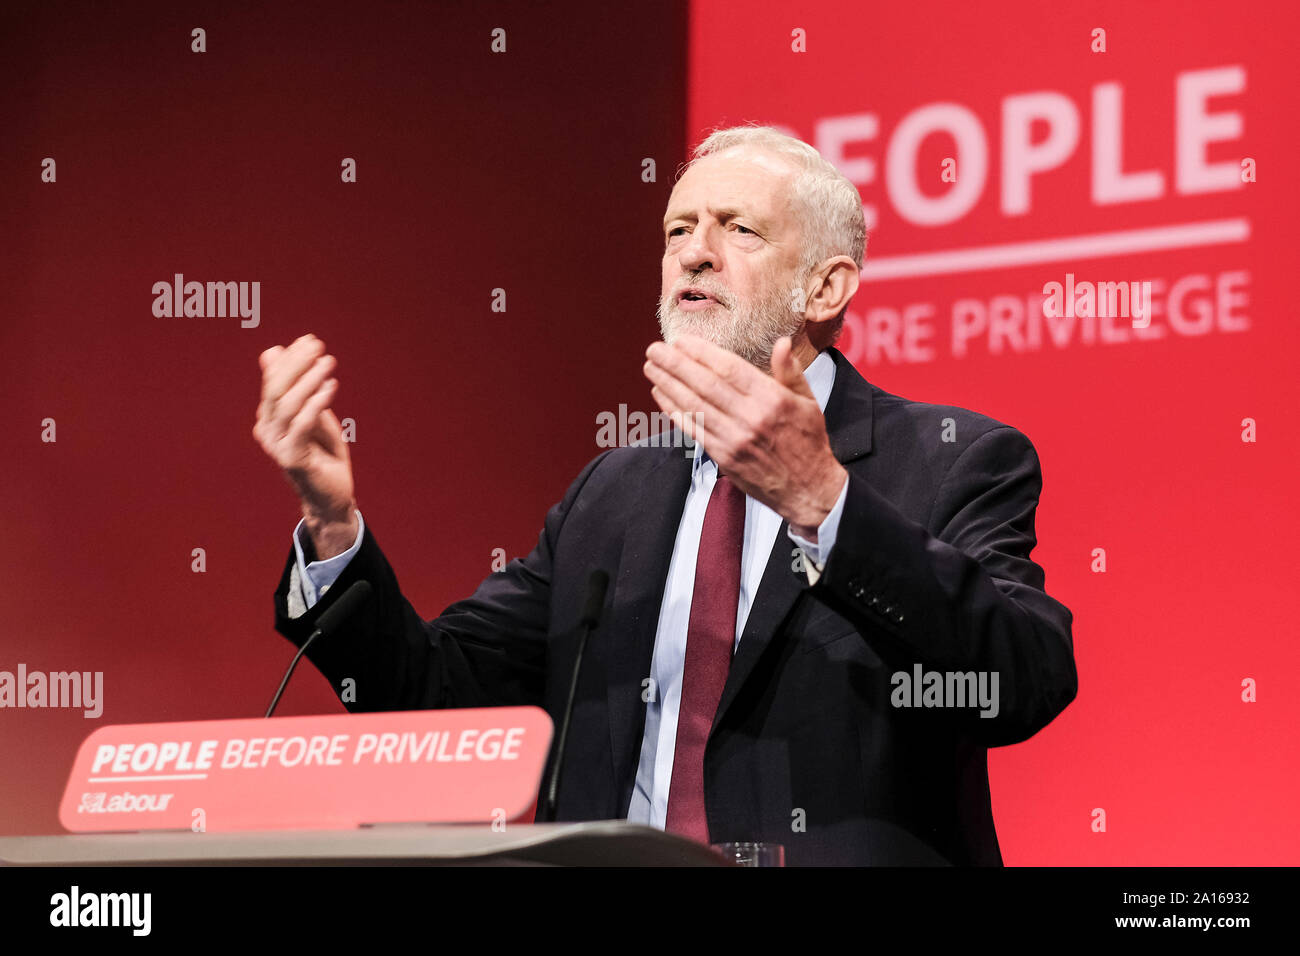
[31,709,733,866]
[0,821,731,867]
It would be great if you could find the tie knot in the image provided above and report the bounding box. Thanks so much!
[713,473,743,499]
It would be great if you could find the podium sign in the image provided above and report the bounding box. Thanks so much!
[58,707,552,833]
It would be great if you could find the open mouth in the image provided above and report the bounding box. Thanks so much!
[678,288,723,307]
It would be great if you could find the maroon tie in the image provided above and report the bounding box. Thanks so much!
[665,473,746,843]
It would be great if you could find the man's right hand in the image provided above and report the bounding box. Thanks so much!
[253,333,359,559]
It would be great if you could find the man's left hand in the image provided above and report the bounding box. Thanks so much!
[644,333,848,542]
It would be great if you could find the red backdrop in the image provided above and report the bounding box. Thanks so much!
[687,0,1299,864]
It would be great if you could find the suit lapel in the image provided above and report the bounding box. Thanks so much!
[711,347,875,730]
[605,436,694,810]
[602,350,877,802]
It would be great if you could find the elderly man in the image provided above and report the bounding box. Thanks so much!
[253,126,1077,866]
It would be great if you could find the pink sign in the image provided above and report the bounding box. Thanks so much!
[58,708,553,833]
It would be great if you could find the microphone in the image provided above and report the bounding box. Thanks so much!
[265,580,373,718]
[539,569,609,822]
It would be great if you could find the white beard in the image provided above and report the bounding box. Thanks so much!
[657,274,804,370]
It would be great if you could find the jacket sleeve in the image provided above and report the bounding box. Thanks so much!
[811,425,1077,746]
[271,450,613,713]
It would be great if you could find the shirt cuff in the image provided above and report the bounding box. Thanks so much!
[787,475,848,585]
[292,510,366,610]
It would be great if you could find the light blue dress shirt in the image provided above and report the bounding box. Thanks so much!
[288,350,848,830]
[625,349,845,828]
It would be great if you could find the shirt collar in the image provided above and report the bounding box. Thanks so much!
[691,349,838,476]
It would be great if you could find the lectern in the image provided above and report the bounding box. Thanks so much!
[11,708,733,867]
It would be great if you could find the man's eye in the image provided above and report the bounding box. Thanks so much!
[734,224,754,234]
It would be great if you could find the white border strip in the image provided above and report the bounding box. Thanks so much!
[861,218,1251,281]
[88,774,209,782]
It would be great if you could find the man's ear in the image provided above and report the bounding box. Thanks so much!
[803,255,860,326]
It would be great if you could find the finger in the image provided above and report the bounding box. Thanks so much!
[645,350,767,455]
[310,406,348,458]
[651,384,713,457]
[258,345,285,372]
[771,336,815,399]
[270,354,337,435]
[260,335,325,416]
[649,384,691,436]
[645,359,755,458]
[649,334,757,406]
[284,378,339,448]
[668,332,756,385]
[644,355,720,423]
[260,338,316,417]
[650,382,746,465]
[644,342,747,421]
[260,342,327,428]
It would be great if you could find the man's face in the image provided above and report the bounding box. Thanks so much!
[658,148,807,370]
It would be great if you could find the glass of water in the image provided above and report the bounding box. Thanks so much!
[713,842,785,867]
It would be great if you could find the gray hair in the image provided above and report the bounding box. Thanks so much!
[685,124,867,276]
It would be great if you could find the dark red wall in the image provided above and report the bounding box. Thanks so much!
[0,0,686,835]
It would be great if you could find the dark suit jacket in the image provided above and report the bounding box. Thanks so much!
[272,346,1077,865]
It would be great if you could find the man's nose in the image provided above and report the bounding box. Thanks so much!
[677,224,718,273]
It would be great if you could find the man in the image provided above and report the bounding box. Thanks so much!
[253,126,1077,866]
